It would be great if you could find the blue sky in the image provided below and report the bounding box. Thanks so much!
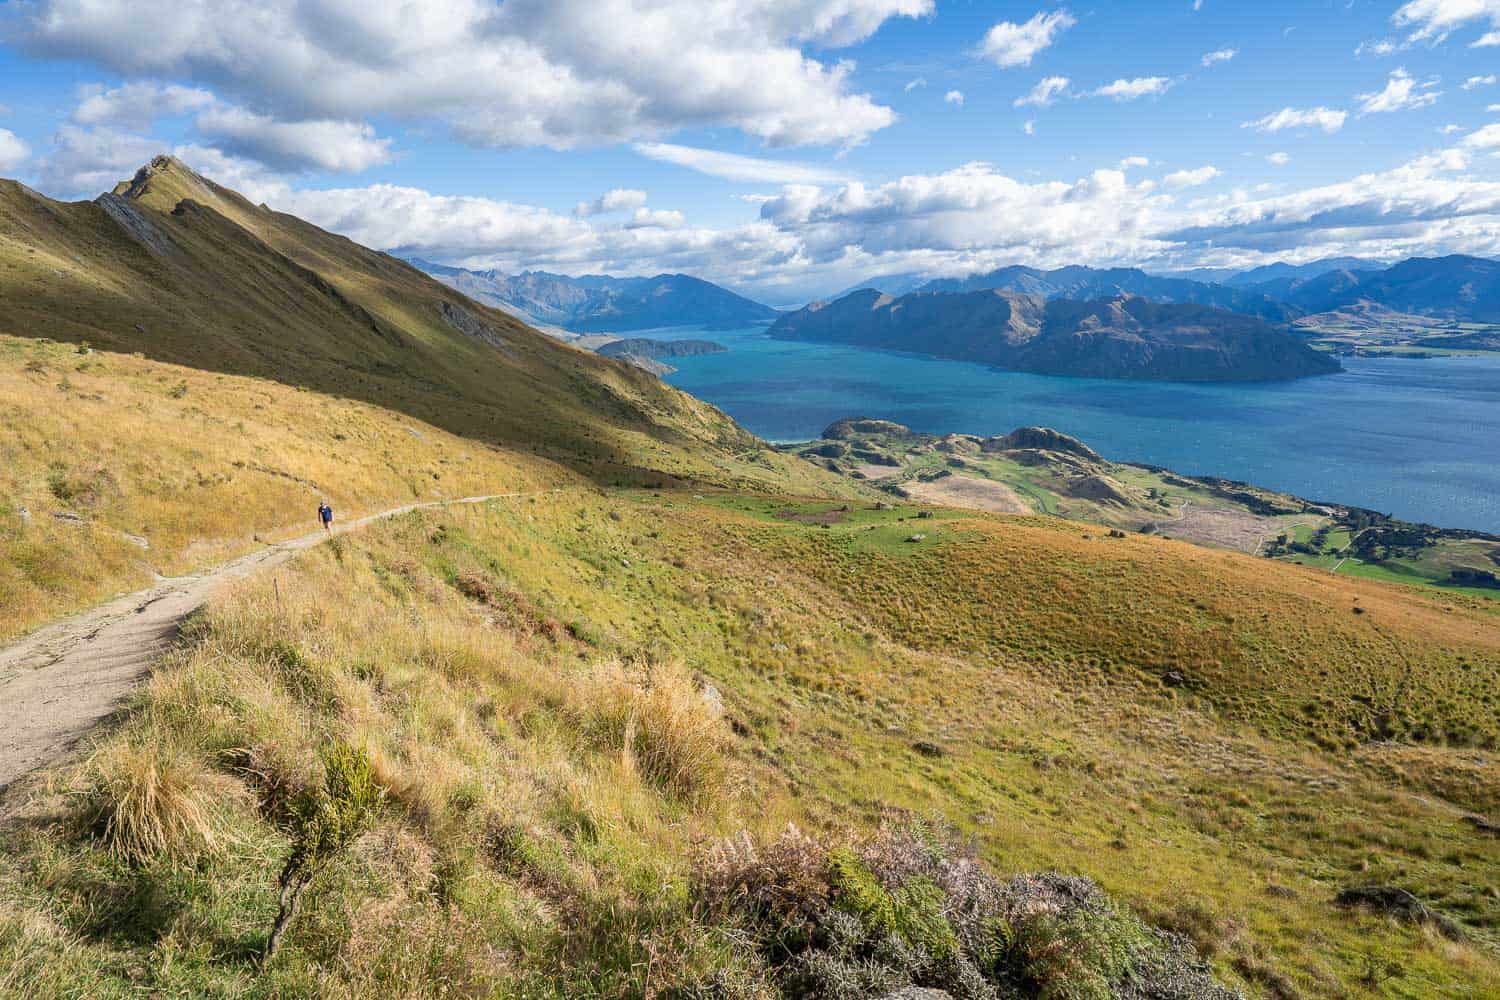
[1,0,1497,305]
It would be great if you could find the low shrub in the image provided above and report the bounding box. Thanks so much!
[694,822,1240,1000]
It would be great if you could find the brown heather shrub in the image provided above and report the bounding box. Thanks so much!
[691,822,1242,1000]
[77,738,228,864]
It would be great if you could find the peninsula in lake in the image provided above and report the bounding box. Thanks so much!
[769,289,1341,382]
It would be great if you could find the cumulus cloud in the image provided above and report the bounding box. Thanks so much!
[1022,119,1036,135]
[1391,0,1500,46]
[14,0,928,149]
[72,81,214,128]
[1356,68,1441,114]
[944,89,964,106]
[1117,156,1150,170]
[194,106,392,171]
[1014,76,1070,107]
[1091,77,1174,101]
[1266,151,1291,166]
[0,128,30,172]
[1462,122,1500,149]
[121,131,1500,305]
[574,188,649,217]
[1163,165,1220,188]
[35,124,161,196]
[1242,106,1347,133]
[978,9,1076,68]
[1200,48,1236,67]
[1464,74,1497,88]
[624,207,685,229]
[904,77,926,92]
[632,142,853,184]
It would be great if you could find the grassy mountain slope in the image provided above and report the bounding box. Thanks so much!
[2,160,1498,998]
[0,158,829,493]
[2,491,1497,997]
[786,419,1500,599]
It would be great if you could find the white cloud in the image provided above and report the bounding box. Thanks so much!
[574,188,648,217]
[1266,151,1290,166]
[1356,68,1441,115]
[1463,74,1498,88]
[1491,103,1500,111]
[35,124,163,196]
[1200,48,1236,67]
[1242,106,1347,133]
[944,89,964,106]
[1164,165,1220,188]
[624,207,685,229]
[1022,119,1036,135]
[1117,156,1150,170]
[0,128,30,172]
[1392,0,1500,45]
[1014,76,1070,107]
[72,81,214,128]
[632,142,853,184]
[194,106,392,172]
[1355,39,1402,56]
[1478,30,1500,45]
[904,77,926,92]
[17,0,930,150]
[1462,122,1500,149]
[1440,123,1464,135]
[978,9,1076,68]
[1091,77,1174,101]
[129,132,1500,305]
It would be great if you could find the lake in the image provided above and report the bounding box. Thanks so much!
[647,324,1500,534]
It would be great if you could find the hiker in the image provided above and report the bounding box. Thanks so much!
[318,501,333,532]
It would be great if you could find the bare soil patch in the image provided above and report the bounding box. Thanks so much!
[1155,503,1283,553]
[907,475,1031,515]
[776,507,849,525]
[854,463,904,480]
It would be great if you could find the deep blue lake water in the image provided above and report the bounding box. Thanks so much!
[646,324,1500,533]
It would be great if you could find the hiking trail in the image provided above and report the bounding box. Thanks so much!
[0,492,550,797]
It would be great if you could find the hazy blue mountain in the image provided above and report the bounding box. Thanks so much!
[915,265,1297,322]
[828,272,931,300]
[408,260,778,331]
[1222,257,1386,287]
[769,289,1340,382]
[1280,255,1500,321]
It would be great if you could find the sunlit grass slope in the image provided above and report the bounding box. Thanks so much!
[0,331,854,643]
[0,157,840,494]
[3,493,1497,997]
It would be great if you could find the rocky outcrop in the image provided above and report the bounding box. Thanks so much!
[596,338,727,360]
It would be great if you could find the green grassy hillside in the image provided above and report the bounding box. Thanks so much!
[2,161,1497,999]
[3,492,1496,997]
[0,157,834,493]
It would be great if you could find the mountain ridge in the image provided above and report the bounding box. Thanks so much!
[409,260,779,332]
[770,287,1341,381]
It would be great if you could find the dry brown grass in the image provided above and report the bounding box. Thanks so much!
[0,334,568,641]
[77,738,230,865]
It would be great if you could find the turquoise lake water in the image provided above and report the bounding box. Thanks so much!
[648,324,1500,534]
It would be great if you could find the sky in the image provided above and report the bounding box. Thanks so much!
[1,1,1498,306]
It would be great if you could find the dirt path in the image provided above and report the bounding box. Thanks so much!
[0,492,549,796]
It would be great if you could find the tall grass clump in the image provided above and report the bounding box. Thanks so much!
[573,659,727,803]
[76,737,226,865]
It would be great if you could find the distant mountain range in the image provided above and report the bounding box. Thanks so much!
[769,289,1340,382]
[409,260,778,332]
[914,265,1297,322]
[835,255,1499,326]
